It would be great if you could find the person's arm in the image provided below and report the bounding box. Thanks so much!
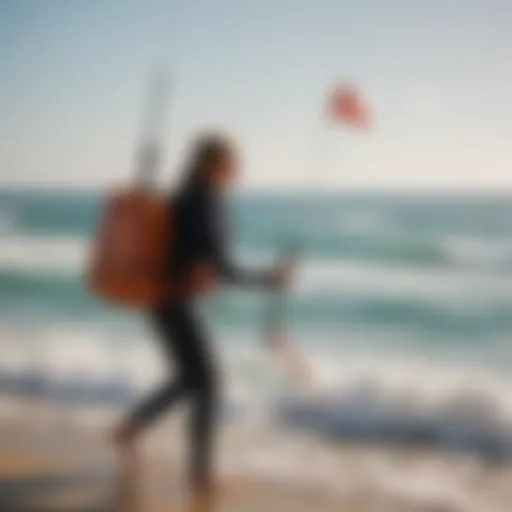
[199,195,277,288]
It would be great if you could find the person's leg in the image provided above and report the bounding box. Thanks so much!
[118,380,186,441]
[189,339,217,493]
[114,304,191,445]
[172,304,218,494]
[113,303,215,512]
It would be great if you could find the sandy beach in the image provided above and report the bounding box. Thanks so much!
[1,399,511,512]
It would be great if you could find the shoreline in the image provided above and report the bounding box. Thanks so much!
[1,403,512,511]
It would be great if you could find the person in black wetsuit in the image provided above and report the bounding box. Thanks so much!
[114,134,287,509]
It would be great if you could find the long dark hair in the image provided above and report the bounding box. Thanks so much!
[182,134,233,190]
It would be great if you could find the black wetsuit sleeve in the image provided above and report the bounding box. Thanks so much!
[199,195,274,288]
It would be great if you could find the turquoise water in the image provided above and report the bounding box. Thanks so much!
[2,188,512,459]
[2,189,512,337]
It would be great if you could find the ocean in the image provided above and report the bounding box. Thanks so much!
[2,188,512,464]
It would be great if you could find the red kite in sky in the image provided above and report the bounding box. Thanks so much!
[328,84,370,129]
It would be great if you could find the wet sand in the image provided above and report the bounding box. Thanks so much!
[0,403,511,512]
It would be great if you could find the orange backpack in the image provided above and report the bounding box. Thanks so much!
[87,187,169,308]
[87,75,170,308]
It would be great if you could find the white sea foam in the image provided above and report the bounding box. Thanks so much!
[1,326,512,445]
[0,234,87,275]
[444,235,512,269]
[296,258,512,302]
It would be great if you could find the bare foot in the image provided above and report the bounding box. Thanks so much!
[172,489,215,512]
[112,425,142,512]
[112,422,137,451]
[213,478,248,499]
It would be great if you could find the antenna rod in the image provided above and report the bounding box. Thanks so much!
[135,71,170,187]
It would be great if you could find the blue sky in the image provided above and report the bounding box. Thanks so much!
[1,0,511,190]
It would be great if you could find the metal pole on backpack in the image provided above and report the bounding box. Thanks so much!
[134,72,170,189]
